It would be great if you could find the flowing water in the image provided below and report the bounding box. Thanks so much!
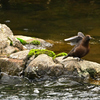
[0,0,100,99]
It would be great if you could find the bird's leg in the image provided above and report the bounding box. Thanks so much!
[73,57,83,61]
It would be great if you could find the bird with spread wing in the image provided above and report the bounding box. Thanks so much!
[63,32,92,60]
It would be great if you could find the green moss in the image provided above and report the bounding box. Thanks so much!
[16,38,40,45]
[28,49,55,58]
[17,38,27,45]
[53,52,67,59]
[30,40,40,45]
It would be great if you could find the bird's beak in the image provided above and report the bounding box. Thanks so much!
[90,36,93,39]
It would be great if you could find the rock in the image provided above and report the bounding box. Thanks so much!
[26,55,35,67]
[24,54,63,79]
[2,46,19,54]
[55,57,100,80]
[0,24,13,49]
[10,50,29,60]
[14,35,53,50]
[0,24,24,54]
[0,72,22,85]
[0,72,30,85]
[0,58,25,76]
[12,38,24,50]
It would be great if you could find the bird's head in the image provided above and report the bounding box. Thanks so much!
[85,35,92,40]
[81,35,92,46]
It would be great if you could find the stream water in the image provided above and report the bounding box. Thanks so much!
[0,0,100,100]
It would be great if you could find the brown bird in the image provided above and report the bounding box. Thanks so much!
[63,32,92,60]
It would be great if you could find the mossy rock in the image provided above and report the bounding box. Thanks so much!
[17,38,27,45]
[53,52,67,59]
[17,38,40,45]
[28,49,55,58]
[30,40,40,45]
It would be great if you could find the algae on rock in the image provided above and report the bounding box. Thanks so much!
[17,38,41,45]
[28,49,56,58]
[53,52,67,59]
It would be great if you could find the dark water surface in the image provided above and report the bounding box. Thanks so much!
[0,77,100,100]
[0,0,100,100]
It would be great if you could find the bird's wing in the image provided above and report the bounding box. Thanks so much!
[64,32,84,45]
[64,36,82,45]
[78,32,84,38]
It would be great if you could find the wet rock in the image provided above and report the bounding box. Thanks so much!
[24,54,63,79]
[55,57,100,80]
[0,58,25,76]
[0,72,22,84]
[0,72,30,85]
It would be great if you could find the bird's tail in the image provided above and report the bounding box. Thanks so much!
[62,54,69,59]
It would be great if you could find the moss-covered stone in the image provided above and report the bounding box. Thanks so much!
[17,38,27,45]
[53,52,67,59]
[28,49,55,58]
[30,40,40,45]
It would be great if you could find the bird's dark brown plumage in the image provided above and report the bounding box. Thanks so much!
[63,32,91,59]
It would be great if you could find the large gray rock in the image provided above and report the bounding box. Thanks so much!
[24,54,63,79]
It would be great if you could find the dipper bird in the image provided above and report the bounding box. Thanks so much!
[63,32,92,60]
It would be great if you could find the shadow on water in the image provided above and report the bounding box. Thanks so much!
[0,0,100,99]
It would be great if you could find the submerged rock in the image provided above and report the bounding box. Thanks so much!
[0,72,30,85]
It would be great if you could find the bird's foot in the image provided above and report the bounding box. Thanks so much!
[73,57,83,61]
